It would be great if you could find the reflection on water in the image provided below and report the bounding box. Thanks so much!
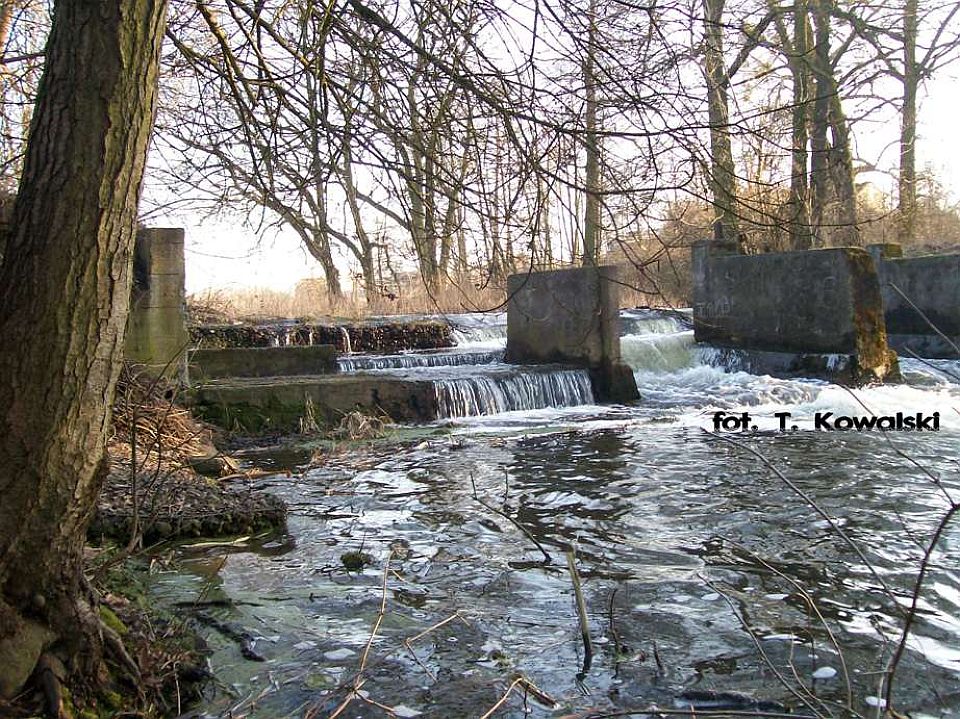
[149,311,960,718]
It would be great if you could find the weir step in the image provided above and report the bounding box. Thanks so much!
[190,365,595,431]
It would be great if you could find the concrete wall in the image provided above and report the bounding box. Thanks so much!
[193,375,439,431]
[125,228,189,378]
[868,243,960,358]
[505,265,639,402]
[190,345,338,380]
[692,241,899,384]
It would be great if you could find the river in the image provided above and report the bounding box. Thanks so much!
[154,310,960,718]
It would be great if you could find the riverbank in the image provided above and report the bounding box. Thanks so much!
[1,367,291,719]
[91,447,287,545]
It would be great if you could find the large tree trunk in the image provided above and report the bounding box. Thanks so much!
[898,0,918,245]
[0,0,167,699]
[827,90,861,246]
[702,0,740,242]
[773,0,814,250]
[582,0,601,266]
[808,0,831,242]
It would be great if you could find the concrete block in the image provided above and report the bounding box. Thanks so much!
[191,375,440,431]
[692,241,899,384]
[125,228,188,378]
[131,278,185,310]
[133,228,186,284]
[868,244,960,357]
[190,345,339,380]
[505,265,639,402]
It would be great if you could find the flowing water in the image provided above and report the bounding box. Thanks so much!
[153,311,960,718]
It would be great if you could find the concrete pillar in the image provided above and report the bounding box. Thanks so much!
[504,265,639,402]
[125,228,189,379]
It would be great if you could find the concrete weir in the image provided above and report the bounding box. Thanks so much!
[190,345,338,381]
[505,265,640,402]
[692,240,899,384]
[868,243,960,359]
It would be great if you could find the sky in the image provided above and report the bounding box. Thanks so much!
[171,71,960,296]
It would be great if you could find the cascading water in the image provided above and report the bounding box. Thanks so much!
[621,331,696,372]
[434,368,593,418]
[619,308,692,335]
[447,312,508,347]
[338,326,352,354]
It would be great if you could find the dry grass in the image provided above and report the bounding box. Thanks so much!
[110,364,212,463]
[188,260,689,324]
[329,411,391,441]
[188,276,509,324]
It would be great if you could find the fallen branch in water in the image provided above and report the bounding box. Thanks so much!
[698,574,825,718]
[402,611,469,680]
[724,539,854,710]
[566,544,593,675]
[479,674,557,719]
[702,429,900,612]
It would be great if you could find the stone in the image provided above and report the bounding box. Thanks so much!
[0,617,53,698]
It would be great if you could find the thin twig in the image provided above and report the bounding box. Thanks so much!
[887,282,960,358]
[884,501,960,713]
[470,473,552,564]
[701,429,902,612]
[726,539,854,710]
[358,551,393,673]
[899,346,960,383]
[478,677,524,719]
[838,386,954,504]
[700,575,829,718]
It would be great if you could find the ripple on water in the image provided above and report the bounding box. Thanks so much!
[149,339,960,717]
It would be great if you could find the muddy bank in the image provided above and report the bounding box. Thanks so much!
[190,319,453,353]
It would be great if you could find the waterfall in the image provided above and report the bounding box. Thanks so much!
[619,309,692,336]
[448,313,508,346]
[621,331,696,373]
[338,349,505,372]
[447,309,692,348]
[434,368,594,418]
[339,326,353,354]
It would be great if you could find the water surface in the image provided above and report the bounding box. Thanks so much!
[153,312,960,718]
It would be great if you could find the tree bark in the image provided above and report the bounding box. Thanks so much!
[898,0,918,245]
[827,90,860,245]
[702,0,740,242]
[0,0,167,697]
[808,0,831,242]
[772,0,814,249]
[582,0,601,266]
